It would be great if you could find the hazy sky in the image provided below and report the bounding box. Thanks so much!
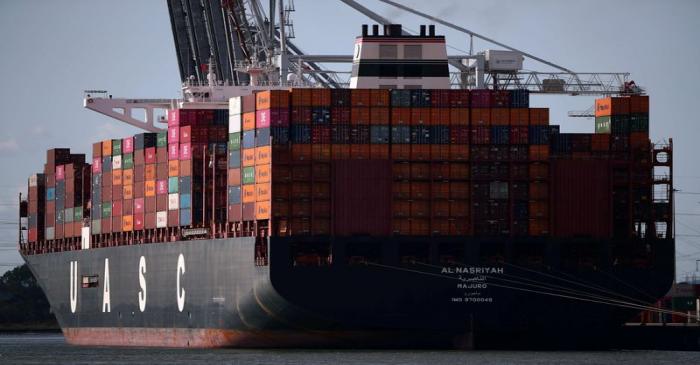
[1,0,699,279]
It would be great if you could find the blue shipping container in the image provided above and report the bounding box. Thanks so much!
[228,150,241,168]
[46,187,55,201]
[179,193,192,209]
[311,107,331,124]
[242,131,256,148]
[390,89,411,107]
[391,126,411,144]
[491,126,510,144]
[271,127,289,144]
[370,126,390,144]
[431,126,450,144]
[510,89,530,108]
[180,208,192,226]
[256,127,271,146]
[411,126,431,144]
[291,125,311,143]
[529,126,551,145]
[332,125,351,144]
[228,187,241,204]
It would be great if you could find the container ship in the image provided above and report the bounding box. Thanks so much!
[17,15,675,349]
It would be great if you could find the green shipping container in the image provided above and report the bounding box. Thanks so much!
[92,219,101,234]
[74,207,83,221]
[64,208,74,223]
[168,176,179,193]
[229,132,241,151]
[630,113,649,132]
[242,167,255,185]
[102,202,112,218]
[157,132,168,147]
[595,115,629,135]
[112,139,122,155]
[122,153,134,169]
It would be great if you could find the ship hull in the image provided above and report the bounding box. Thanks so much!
[22,236,675,349]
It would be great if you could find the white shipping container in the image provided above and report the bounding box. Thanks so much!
[156,211,168,228]
[229,96,242,116]
[168,193,179,210]
[29,174,38,187]
[81,227,91,249]
[485,49,523,71]
[229,113,242,133]
[46,227,55,240]
[112,155,122,170]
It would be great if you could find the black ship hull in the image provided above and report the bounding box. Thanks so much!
[22,236,675,349]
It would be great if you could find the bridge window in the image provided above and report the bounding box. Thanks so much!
[347,242,381,266]
[379,44,398,59]
[290,242,332,267]
[399,241,429,265]
[404,45,422,59]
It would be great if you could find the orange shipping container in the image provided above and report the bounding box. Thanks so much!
[510,108,530,126]
[449,218,469,235]
[370,145,389,159]
[392,218,411,235]
[471,109,491,126]
[529,218,549,236]
[370,89,390,107]
[411,182,430,199]
[410,163,430,180]
[630,132,650,150]
[145,180,156,197]
[272,183,289,199]
[256,146,271,165]
[432,200,450,217]
[410,108,431,125]
[312,144,331,161]
[450,145,469,161]
[595,97,630,117]
[350,89,371,107]
[431,219,450,235]
[450,200,470,217]
[242,185,256,203]
[350,144,370,160]
[331,144,350,160]
[123,169,133,185]
[290,218,310,234]
[291,200,311,217]
[311,88,331,106]
[255,200,271,220]
[491,108,510,126]
[370,107,390,125]
[272,200,289,217]
[529,145,550,160]
[391,145,411,160]
[255,165,270,183]
[449,108,470,126]
[449,182,470,199]
[292,144,312,161]
[529,201,549,218]
[242,148,256,166]
[392,200,410,217]
[123,184,133,200]
[431,145,450,160]
[291,182,311,198]
[291,88,312,106]
[391,108,411,125]
[529,163,550,180]
[410,200,429,217]
[168,160,179,177]
[410,218,430,236]
[432,181,450,199]
[629,95,649,114]
[145,165,156,180]
[529,108,550,125]
[351,107,370,125]
[122,215,133,232]
[112,169,123,186]
[393,181,410,199]
[256,183,271,201]
[312,182,330,199]
[411,145,430,161]
[529,182,549,200]
[431,108,450,125]
[256,90,289,110]
[102,139,112,156]
[449,163,470,180]
[243,112,256,130]
[591,134,610,152]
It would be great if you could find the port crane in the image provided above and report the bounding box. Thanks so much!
[84,0,639,130]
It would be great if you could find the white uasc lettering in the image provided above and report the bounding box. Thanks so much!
[138,256,147,312]
[102,258,111,313]
[176,254,186,312]
[69,261,78,313]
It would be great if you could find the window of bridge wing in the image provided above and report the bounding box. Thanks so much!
[479,242,505,266]
[81,275,99,288]
[513,242,545,268]
[399,241,430,266]
[346,242,381,266]
[438,242,465,266]
[560,242,598,270]
[290,241,332,267]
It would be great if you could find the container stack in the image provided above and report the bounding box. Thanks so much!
[167,108,228,229]
[42,149,88,243]
[27,173,46,243]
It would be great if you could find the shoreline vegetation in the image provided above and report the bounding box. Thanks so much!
[0,264,59,332]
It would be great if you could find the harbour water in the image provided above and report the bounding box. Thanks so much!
[1,333,699,365]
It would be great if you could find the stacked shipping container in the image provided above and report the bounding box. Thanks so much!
[25,89,657,251]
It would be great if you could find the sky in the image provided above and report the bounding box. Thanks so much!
[0,0,699,280]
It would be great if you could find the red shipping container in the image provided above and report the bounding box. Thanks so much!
[552,159,611,238]
[471,127,491,144]
[492,90,511,108]
[134,213,144,230]
[92,157,102,173]
[56,165,65,180]
[134,197,144,213]
[180,126,191,143]
[145,147,156,164]
[450,126,470,144]
[332,160,391,236]
[471,109,491,126]
[470,89,492,108]
[168,126,179,144]
[179,143,191,160]
[350,89,371,107]
[168,143,179,160]
[449,108,469,126]
[145,212,156,229]
[122,137,134,154]
[331,107,351,124]
[410,108,431,125]
[629,95,649,114]
[112,200,123,216]
[312,126,331,144]
[510,126,529,144]
[370,107,390,125]
[291,106,312,124]
[529,108,550,125]
[156,179,168,195]
[391,108,411,125]
[351,107,370,125]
